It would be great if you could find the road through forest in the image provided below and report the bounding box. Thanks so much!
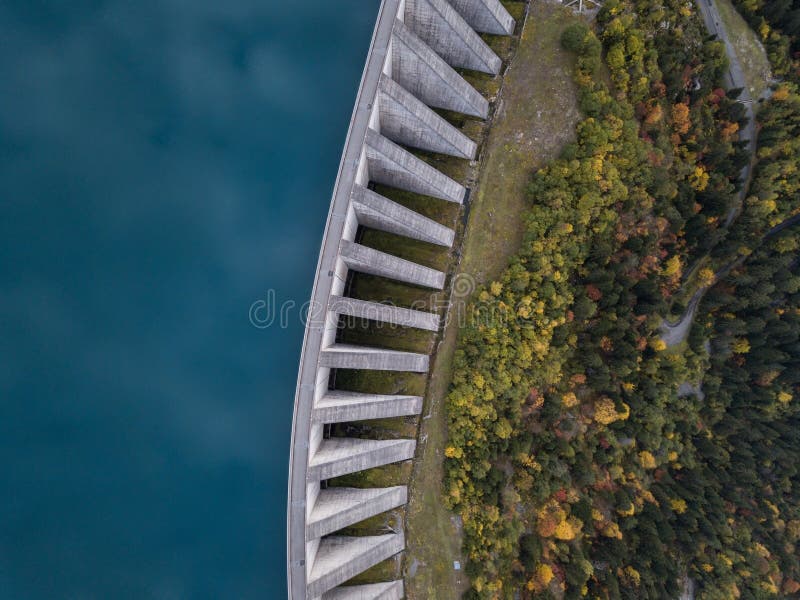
[660,0,759,347]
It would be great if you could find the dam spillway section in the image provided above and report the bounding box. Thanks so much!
[287,1,515,598]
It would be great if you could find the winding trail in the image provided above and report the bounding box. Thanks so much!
[662,6,780,599]
[661,213,800,346]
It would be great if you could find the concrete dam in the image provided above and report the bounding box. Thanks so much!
[287,1,515,598]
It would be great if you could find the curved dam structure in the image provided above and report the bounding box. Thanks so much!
[287,1,514,598]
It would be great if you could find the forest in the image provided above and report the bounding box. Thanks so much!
[442,0,800,597]
[732,0,800,75]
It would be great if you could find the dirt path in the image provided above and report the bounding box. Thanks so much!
[660,291,703,347]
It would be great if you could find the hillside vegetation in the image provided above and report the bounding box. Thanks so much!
[441,0,800,597]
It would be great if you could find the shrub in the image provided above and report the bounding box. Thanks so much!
[561,22,592,53]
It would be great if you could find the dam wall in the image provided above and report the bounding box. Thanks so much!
[287,1,514,598]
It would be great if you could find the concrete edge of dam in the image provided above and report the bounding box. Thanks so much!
[287,1,515,598]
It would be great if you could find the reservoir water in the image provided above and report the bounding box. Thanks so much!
[0,1,379,597]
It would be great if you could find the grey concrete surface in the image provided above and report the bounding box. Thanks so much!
[288,1,515,596]
[313,391,424,423]
[307,438,417,481]
[351,184,455,247]
[329,292,442,330]
[448,0,515,34]
[392,20,489,118]
[378,75,477,159]
[322,581,404,600]
[319,344,430,372]
[307,486,407,540]
[365,129,466,203]
[339,240,446,290]
[405,0,502,74]
[307,534,405,598]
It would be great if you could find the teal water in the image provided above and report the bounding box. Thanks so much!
[0,1,379,597]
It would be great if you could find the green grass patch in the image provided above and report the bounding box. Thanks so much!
[347,272,447,313]
[358,229,452,273]
[372,184,461,228]
[715,0,771,98]
[412,147,474,184]
[333,368,428,397]
[329,460,413,489]
[345,554,404,587]
[336,317,435,354]
[332,415,419,440]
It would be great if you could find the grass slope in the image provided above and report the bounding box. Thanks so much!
[715,0,771,98]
